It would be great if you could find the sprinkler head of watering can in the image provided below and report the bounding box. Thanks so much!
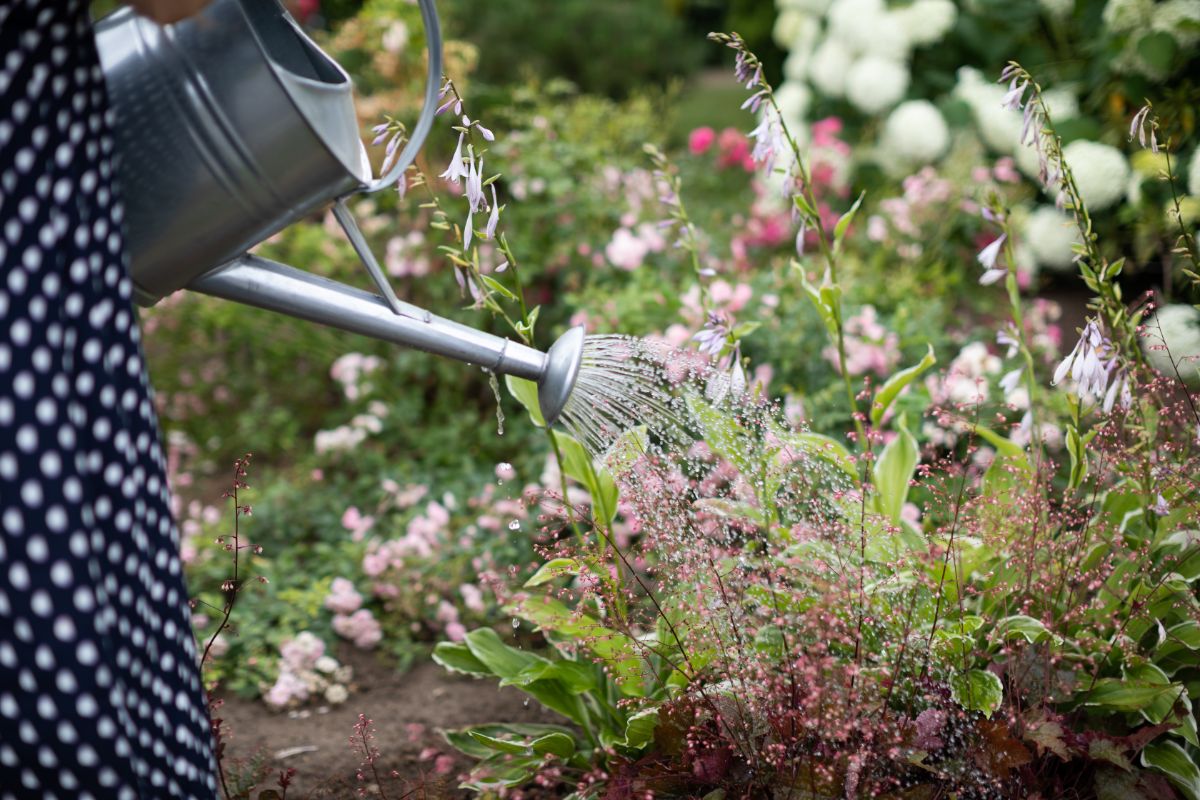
[537,325,585,427]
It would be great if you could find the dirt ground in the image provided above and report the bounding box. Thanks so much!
[214,645,560,799]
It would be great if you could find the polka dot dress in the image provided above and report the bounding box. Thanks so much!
[0,1,219,797]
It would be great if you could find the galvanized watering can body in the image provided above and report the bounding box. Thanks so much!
[95,0,582,424]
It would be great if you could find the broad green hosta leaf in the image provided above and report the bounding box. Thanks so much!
[775,430,858,483]
[505,375,545,427]
[469,729,577,759]
[443,723,578,760]
[511,597,644,694]
[524,558,580,587]
[1123,664,1194,744]
[614,708,659,751]
[461,628,588,724]
[552,431,619,524]
[1156,621,1200,676]
[870,345,935,428]
[995,615,1061,646]
[1141,739,1200,800]
[950,668,1003,718]
[686,395,761,479]
[432,641,490,676]
[693,498,769,527]
[872,422,918,526]
[1082,678,1184,713]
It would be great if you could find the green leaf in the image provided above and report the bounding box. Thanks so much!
[479,274,517,300]
[1141,739,1200,800]
[995,615,1060,646]
[463,629,588,724]
[1123,663,1185,725]
[1066,423,1088,491]
[468,730,576,760]
[432,642,492,676]
[973,425,1026,458]
[1136,31,1179,76]
[777,431,858,483]
[443,723,577,760]
[1082,678,1182,713]
[619,708,659,750]
[686,396,756,477]
[513,597,643,694]
[871,345,936,428]
[872,422,919,525]
[468,730,531,754]
[834,191,866,245]
[692,498,768,527]
[552,431,618,523]
[949,669,1003,717]
[525,558,581,587]
[505,375,545,427]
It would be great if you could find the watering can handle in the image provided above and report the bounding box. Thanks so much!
[362,0,443,195]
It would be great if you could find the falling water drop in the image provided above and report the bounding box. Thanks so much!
[511,618,520,629]
[485,369,505,436]
[507,519,520,531]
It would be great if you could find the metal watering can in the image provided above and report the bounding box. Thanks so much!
[94,0,583,425]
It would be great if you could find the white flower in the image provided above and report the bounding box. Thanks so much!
[1188,151,1200,197]
[774,9,809,47]
[1153,0,1200,48]
[845,57,910,115]
[895,0,957,46]
[1060,141,1131,210]
[829,0,911,59]
[381,20,409,54]
[1042,88,1080,121]
[954,69,1020,154]
[808,37,854,98]
[780,15,823,79]
[1102,0,1154,31]
[314,656,339,674]
[880,100,949,165]
[1142,304,1200,386]
[778,0,833,11]
[1023,206,1080,271]
[324,684,349,704]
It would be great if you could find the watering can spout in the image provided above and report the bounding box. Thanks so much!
[189,256,584,427]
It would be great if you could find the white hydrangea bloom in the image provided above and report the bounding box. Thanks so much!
[809,37,854,97]
[773,9,809,48]
[1043,88,1080,121]
[1143,304,1200,385]
[829,0,911,59]
[1188,150,1200,196]
[775,81,813,133]
[954,67,1021,154]
[1023,206,1080,271]
[845,56,910,114]
[1102,0,1155,31]
[880,100,949,165]
[1151,0,1200,47]
[1061,141,1130,210]
[1014,137,1042,177]
[896,0,958,46]
[780,15,823,80]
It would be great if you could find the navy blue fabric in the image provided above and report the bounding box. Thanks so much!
[0,1,218,796]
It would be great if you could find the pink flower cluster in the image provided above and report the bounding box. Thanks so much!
[332,608,382,649]
[325,577,363,614]
[605,223,668,271]
[822,305,900,377]
[329,352,382,402]
[688,126,755,172]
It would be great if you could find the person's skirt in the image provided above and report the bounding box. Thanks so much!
[0,0,218,796]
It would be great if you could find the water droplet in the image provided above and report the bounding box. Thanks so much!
[507,519,520,530]
[511,618,520,629]
[522,698,529,708]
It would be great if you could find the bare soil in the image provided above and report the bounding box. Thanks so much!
[214,645,559,799]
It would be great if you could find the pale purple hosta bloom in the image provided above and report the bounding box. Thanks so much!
[693,313,729,357]
[997,325,1020,358]
[977,233,1007,285]
[740,90,766,114]
[1053,320,1130,411]
[748,109,786,175]
[395,172,407,200]
[465,156,485,212]
[484,185,500,240]
[1000,77,1027,111]
[494,260,508,273]
[999,368,1023,397]
[463,209,474,250]
[440,132,469,183]
[371,122,390,146]
[380,131,403,174]
[795,222,807,257]
[733,50,758,89]
[1129,104,1159,153]
[1153,494,1170,516]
